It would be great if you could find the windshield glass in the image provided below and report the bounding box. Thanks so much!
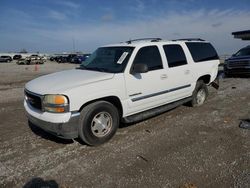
[235,47,250,57]
[80,47,134,73]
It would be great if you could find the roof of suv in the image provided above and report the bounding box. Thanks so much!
[103,38,209,48]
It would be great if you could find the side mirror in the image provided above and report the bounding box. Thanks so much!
[131,63,148,74]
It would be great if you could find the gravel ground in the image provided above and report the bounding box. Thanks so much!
[0,61,249,188]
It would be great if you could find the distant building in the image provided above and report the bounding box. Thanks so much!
[232,30,250,40]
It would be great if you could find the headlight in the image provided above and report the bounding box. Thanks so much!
[43,94,69,113]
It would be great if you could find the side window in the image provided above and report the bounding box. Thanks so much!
[163,45,187,68]
[133,46,163,71]
[186,42,219,63]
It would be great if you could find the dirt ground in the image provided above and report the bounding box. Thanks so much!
[0,61,249,188]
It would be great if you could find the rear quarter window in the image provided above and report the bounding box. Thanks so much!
[186,42,219,63]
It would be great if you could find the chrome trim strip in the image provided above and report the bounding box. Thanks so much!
[129,92,142,97]
[131,84,191,102]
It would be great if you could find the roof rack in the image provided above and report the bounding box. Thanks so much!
[172,38,205,41]
[126,38,162,44]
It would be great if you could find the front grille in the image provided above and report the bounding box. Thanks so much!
[228,61,250,68]
[25,90,42,110]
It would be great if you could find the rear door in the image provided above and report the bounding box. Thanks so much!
[161,44,194,99]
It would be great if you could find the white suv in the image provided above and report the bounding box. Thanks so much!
[24,38,219,145]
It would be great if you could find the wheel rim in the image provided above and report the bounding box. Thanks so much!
[91,112,113,137]
[196,89,206,105]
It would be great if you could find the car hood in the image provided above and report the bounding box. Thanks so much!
[25,69,114,95]
[227,55,250,62]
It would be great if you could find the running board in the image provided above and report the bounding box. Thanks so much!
[122,97,192,123]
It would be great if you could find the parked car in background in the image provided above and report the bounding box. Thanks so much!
[83,53,91,61]
[31,59,44,64]
[224,45,250,76]
[56,55,68,63]
[27,54,41,61]
[27,54,45,64]
[49,56,56,61]
[16,59,30,65]
[0,55,12,62]
[67,54,77,63]
[71,54,91,64]
[16,57,44,65]
[13,54,22,60]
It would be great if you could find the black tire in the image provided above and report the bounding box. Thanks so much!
[78,101,119,146]
[190,80,208,107]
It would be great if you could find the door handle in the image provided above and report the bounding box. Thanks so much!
[160,74,168,79]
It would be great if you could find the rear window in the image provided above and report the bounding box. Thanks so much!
[186,42,219,62]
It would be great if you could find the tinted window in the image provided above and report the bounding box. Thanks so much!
[235,47,250,57]
[163,45,187,67]
[186,42,219,62]
[133,46,163,71]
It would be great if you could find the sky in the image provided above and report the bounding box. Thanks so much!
[0,0,250,55]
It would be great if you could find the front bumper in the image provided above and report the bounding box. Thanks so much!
[25,101,79,139]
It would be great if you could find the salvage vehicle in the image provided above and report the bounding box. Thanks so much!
[56,55,68,63]
[17,58,44,65]
[71,54,91,64]
[13,54,22,60]
[0,55,12,62]
[26,54,42,61]
[16,59,29,65]
[67,54,77,63]
[224,45,250,76]
[24,38,219,146]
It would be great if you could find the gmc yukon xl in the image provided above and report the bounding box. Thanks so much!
[24,38,219,146]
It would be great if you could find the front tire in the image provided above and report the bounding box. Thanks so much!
[78,101,119,146]
[190,80,208,107]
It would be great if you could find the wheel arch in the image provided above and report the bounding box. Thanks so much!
[197,74,211,84]
[78,96,123,118]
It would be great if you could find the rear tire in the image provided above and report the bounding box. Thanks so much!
[190,80,208,107]
[78,101,119,146]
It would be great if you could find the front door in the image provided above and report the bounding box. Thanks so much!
[125,45,173,115]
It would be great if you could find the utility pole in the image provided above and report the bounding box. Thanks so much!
[72,37,75,53]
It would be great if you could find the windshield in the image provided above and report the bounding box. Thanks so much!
[80,47,134,73]
[235,47,250,57]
